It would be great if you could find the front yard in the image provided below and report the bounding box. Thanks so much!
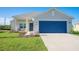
[0,31,47,51]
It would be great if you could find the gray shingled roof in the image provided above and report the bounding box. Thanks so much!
[13,12,42,19]
[13,8,74,20]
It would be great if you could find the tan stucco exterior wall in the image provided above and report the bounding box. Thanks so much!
[73,24,79,31]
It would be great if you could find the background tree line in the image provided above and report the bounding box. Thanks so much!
[0,25,11,30]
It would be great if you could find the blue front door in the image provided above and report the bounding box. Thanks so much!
[39,21,67,33]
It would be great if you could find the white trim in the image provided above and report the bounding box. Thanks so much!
[67,21,69,33]
[39,19,69,21]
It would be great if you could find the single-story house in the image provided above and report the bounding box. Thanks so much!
[11,8,73,33]
[73,23,79,31]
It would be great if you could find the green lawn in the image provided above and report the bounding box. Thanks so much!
[0,31,47,51]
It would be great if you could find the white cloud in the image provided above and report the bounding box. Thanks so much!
[0,17,4,25]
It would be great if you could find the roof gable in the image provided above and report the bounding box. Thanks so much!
[37,8,73,19]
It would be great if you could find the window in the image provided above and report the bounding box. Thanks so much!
[20,23,23,28]
[19,23,26,29]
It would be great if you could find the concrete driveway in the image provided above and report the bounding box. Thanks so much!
[40,33,79,51]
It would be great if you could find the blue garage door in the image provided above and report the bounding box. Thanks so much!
[39,21,67,33]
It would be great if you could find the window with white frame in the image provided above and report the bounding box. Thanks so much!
[19,23,26,29]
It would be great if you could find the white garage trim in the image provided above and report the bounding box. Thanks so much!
[33,19,72,33]
[39,19,70,21]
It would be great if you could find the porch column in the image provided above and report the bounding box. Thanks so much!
[26,18,29,32]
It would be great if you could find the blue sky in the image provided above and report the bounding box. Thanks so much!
[0,7,79,25]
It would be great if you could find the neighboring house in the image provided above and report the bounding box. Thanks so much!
[73,23,79,31]
[11,8,73,33]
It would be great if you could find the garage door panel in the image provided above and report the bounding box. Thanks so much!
[39,21,67,33]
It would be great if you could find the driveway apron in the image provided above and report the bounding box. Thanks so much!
[40,33,79,51]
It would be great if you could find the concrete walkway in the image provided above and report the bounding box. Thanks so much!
[40,33,79,51]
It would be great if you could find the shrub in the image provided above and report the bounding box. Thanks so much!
[0,25,11,30]
[70,29,79,35]
[71,31,79,34]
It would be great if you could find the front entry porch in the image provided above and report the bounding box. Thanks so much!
[18,19,34,32]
